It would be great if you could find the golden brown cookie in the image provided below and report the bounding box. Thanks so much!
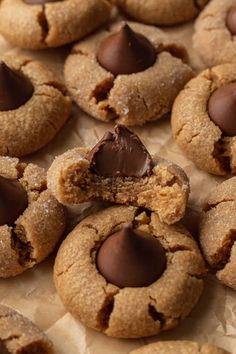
[64,21,193,126]
[171,63,236,176]
[200,177,236,290]
[0,304,53,353]
[47,125,190,225]
[0,0,111,49]
[54,205,205,338]
[129,341,229,354]
[194,0,236,67]
[0,53,71,157]
[0,156,66,278]
[113,0,209,26]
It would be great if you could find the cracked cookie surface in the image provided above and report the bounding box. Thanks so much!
[194,0,236,67]
[0,304,53,353]
[54,205,205,338]
[64,21,193,126]
[113,0,209,26]
[129,341,229,354]
[47,147,190,225]
[171,63,236,176]
[0,0,111,49]
[200,177,236,290]
[0,156,66,278]
[0,53,71,157]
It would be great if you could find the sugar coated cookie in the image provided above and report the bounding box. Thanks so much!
[54,205,205,338]
[172,63,236,175]
[0,0,111,49]
[64,21,193,126]
[0,53,71,157]
[0,304,53,353]
[113,0,209,26]
[0,156,66,278]
[194,0,236,66]
[129,341,229,354]
[200,177,236,290]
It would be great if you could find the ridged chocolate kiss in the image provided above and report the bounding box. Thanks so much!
[0,61,33,111]
[226,7,236,35]
[208,83,236,136]
[87,125,153,177]
[97,24,156,75]
[96,226,166,288]
[24,0,62,4]
[0,176,28,226]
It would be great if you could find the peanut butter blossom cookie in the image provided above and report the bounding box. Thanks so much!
[172,63,236,175]
[54,205,205,338]
[64,21,193,126]
[0,0,111,49]
[0,54,71,157]
[0,304,53,354]
[0,156,66,278]
[129,341,229,354]
[47,125,190,225]
[113,0,209,26]
[194,0,236,66]
[200,177,236,290]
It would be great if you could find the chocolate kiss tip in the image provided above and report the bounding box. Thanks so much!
[96,226,166,288]
[87,124,153,178]
[0,61,33,111]
[97,23,156,76]
[0,175,28,226]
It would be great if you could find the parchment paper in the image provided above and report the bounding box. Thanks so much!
[0,19,235,354]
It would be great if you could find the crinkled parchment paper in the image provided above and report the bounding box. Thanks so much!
[0,19,235,354]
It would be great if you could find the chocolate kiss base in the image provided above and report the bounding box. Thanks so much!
[96,226,166,288]
[208,82,236,136]
[0,176,28,226]
[0,61,33,111]
[226,7,236,35]
[97,24,156,76]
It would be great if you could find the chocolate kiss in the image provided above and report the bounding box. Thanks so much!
[0,61,33,111]
[226,7,236,35]
[208,83,236,136]
[87,125,153,177]
[24,0,62,4]
[0,176,28,226]
[97,24,156,75]
[97,226,166,288]
[0,341,10,354]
